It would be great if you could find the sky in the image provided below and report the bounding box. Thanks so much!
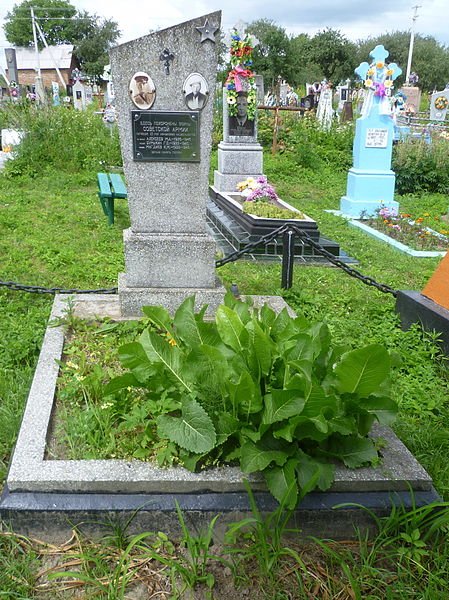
[1,0,449,72]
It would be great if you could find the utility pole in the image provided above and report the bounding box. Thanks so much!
[405,5,420,83]
[31,6,46,104]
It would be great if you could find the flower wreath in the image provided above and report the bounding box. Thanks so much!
[434,96,448,111]
[225,31,257,120]
[363,60,395,98]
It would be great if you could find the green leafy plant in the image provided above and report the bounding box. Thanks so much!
[393,136,449,194]
[104,293,397,508]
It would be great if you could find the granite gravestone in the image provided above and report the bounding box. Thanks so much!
[340,45,402,218]
[110,12,226,316]
[213,33,265,192]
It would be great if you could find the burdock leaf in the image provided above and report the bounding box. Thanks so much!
[156,397,216,453]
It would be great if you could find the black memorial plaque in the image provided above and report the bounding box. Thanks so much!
[132,111,200,162]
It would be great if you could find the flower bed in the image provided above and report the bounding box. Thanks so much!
[358,207,448,253]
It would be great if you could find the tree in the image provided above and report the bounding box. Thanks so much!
[356,31,449,91]
[308,28,357,83]
[3,0,120,79]
[63,11,120,79]
[289,34,322,87]
[4,0,76,47]
[246,19,293,88]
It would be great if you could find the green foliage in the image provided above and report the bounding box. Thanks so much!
[4,0,76,47]
[393,136,449,194]
[105,294,396,508]
[258,111,354,173]
[0,529,40,597]
[0,103,122,176]
[308,28,357,82]
[356,31,449,91]
[3,0,119,78]
[245,19,293,89]
[242,201,304,219]
[65,11,120,79]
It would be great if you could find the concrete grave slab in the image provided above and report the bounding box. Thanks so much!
[0,294,440,542]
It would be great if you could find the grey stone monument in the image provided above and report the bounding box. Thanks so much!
[5,48,19,86]
[110,11,226,317]
[213,89,265,192]
[430,89,449,121]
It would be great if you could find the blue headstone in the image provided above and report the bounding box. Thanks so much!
[340,45,402,217]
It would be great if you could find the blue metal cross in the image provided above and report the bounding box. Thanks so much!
[369,44,390,64]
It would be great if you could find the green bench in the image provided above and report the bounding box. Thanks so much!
[97,172,127,225]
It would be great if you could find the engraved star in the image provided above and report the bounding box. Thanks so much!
[196,19,218,43]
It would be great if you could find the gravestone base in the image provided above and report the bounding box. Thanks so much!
[340,168,399,217]
[122,229,217,288]
[119,274,227,317]
[214,141,265,192]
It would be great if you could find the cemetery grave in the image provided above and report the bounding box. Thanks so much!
[0,17,444,550]
[1,15,449,599]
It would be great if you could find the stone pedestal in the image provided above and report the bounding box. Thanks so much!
[110,12,226,317]
[214,141,264,191]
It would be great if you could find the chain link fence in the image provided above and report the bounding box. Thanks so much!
[0,223,398,297]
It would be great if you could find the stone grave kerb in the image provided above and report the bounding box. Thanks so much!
[110,11,226,317]
[340,45,402,218]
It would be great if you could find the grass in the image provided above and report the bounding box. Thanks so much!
[0,108,449,597]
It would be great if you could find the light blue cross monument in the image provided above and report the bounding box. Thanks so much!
[340,45,402,217]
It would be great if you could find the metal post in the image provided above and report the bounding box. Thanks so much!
[31,7,46,104]
[406,5,420,82]
[281,230,295,289]
[35,19,67,90]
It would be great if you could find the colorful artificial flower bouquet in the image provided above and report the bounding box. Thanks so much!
[237,176,279,202]
[225,31,257,119]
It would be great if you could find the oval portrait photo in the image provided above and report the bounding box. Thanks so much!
[129,72,155,109]
[183,73,208,110]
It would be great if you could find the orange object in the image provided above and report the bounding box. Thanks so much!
[422,252,449,311]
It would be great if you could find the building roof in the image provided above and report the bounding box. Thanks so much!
[12,45,74,70]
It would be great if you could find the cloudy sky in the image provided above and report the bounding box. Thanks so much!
[1,0,449,71]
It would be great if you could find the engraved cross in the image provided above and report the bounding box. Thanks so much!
[159,49,174,75]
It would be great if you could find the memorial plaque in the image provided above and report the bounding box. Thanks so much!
[132,111,200,162]
[365,128,388,148]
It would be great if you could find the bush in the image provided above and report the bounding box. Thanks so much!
[393,136,449,194]
[0,102,122,176]
[257,111,354,172]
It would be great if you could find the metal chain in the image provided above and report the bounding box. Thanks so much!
[0,281,118,295]
[215,223,399,297]
[1,224,398,297]
[215,224,291,267]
